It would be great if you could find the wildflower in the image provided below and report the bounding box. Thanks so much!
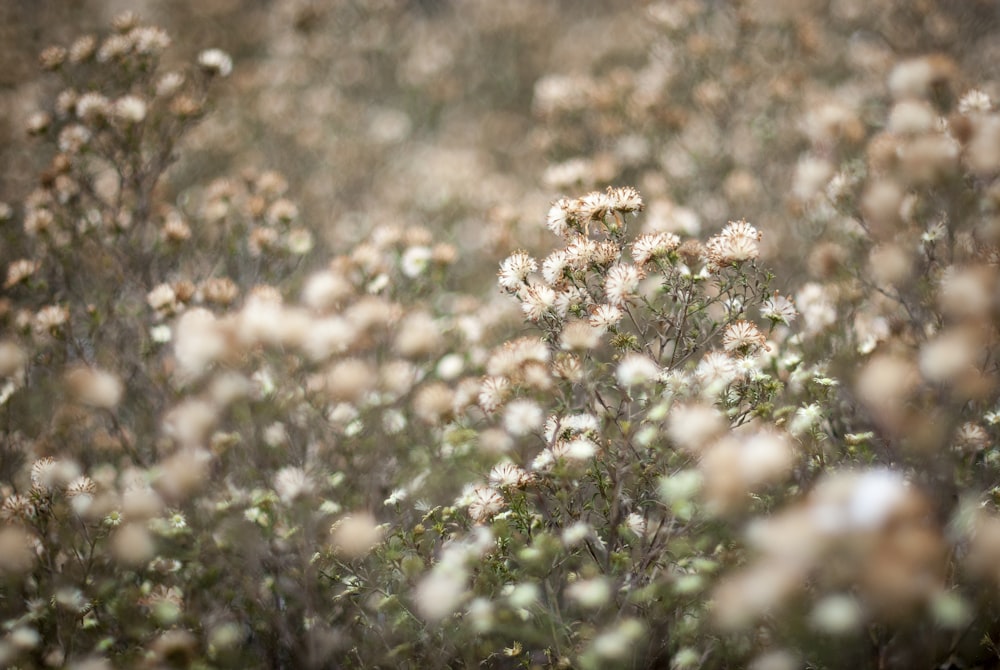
[788,403,823,435]
[519,284,557,321]
[286,228,314,255]
[604,264,642,307]
[174,308,229,378]
[541,249,570,285]
[273,467,316,504]
[592,619,646,660]
[197,48,233,77]
[795,283,836,335]
[5,259,40,288]
[25,111,51,135]
[31,456,70,492]
[2,494,36,522]
[68,34,97,63]
[631,231,680,266]
[592,240,621,266]
[489,462,531,489]
[113,95,147,124]
[412,382,455,425]
[503,399,544,436]
[467,486,505,523]
[415,569,467,621]
[34,305,69,335]
[24,207,54,236]
[156,71,185,97]
[722,320,766,354]
[394,311,443,357]
[576,191,613,222]
[955,423,989,453]
[616,353,660,387]
[39,45,67,70]
[566,577,611,609]
[560,320,602,351]
[75,92,111,123]
[302,270,352,312]
[147,284,178,317]
[401,245,433,278]
[65,476,97,499]
[589,303,624,330]
[607,185,644,213]
[958,89,992,115]
[666,403,727,453]
[162,214,192,243]
[330,512,383,558]
[706,219,761,265]
[201,277,239,306]
[695,351,738,391]
[498,251,537,291]
[546,199,574,237]
[111,523,156,566]
[565,237,598,269]
[760,293,797,326]
[563,436,598,460]
[129,25,171,54]
[478,376,510,413]
[562,521,592,546]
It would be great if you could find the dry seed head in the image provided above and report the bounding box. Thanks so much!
[667,403,728,453]
[0,527,36,576]
[200,277,239,306]
[888,55,957,101]
[198,49,233,77]
[412,382,455,425]
[273,467,316,504]
[68,35,97,63]
[330,512,383,558]
[110,523,155,566]
[5,259,40,289]
[722,320,767,354]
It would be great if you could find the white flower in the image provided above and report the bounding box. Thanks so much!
[561,521,592,546]
[489,462,530,488]
[546,199,574,237]
[498,251,537,291]
[604,264,642,307]
[695,351,738,392]
[113,95,147,124]
[722,320,766,353]
[606,186,644,213]
[566,577,611,608]
[401,246,433,278]
[478,376,510,413]
[197,48,233,76]
[706,219,761,265]
[958,89,992,114]
[589,304,624,330]
[616,353,660,387]
[790,403,823,436]
[273,467,315,504]
[563,436,598,460]
[519,284,557,321]
[631,231,680,266]
[467,486,505,523]
[541,250,570,286]
[503,399,544,436]
[760,293,797,326]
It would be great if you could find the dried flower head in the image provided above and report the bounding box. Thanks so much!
[197,49,233,77]
[706,220,762,266]
[722,320,767,354]
[498,251,537,292]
